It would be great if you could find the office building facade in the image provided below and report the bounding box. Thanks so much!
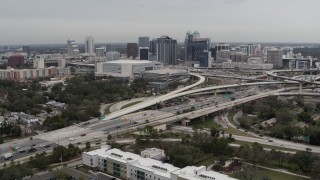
[8,55,24,68]
[267,49,283,68]
[184,31,211,67]
[156,36,177,65]
[139,47,149,60]
[127,43,139,59]
[85,36,95,55]
[67,39,80,58]
[138,36,150,48]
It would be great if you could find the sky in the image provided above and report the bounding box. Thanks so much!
[0,0,320,45]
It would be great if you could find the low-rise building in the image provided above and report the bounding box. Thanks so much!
[83,146,237,180]
[171,166,237,180]
[142,69,190,81]
[222,62,273,70]
[0,67,70,81]
[141,148,166,160]
[13,112,39,124]
[95,60,163,79]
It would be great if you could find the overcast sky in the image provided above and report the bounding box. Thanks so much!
[1,0,319,45]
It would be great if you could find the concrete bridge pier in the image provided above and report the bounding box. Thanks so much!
[181,119,190,126]
[299,83,303,92]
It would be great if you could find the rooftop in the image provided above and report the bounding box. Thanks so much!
[145,68,189,75]
[172,166,237,180]
[106,60,155,64]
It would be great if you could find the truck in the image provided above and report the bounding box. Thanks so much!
[3,153,13,160]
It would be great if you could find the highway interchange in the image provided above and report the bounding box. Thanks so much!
[2,68,320,164]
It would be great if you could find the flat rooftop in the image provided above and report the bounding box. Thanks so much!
[144,68,189,74]
[106,60,155,64]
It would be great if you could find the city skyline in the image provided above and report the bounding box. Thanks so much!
[1,0,320,45]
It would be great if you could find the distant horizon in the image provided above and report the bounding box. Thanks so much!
[1,41,320,47]
[1,0,320,45]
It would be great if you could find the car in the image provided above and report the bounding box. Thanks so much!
[18,149,26,153]
[39,145,46,148]
[306,148,312,151]
[77,142,82,145]
[280,144,284,147]
[27,148,37,153]
[81,133,86,136]
[69,137,76,141]
[132,122,138,124]
[244,130,248,133]
[82,122,90,126]
[268,140,273,142]
[44,144,51,148]
[116,126,121,129]
[31,144,36,147]
[14,146,20,150]
[95,142,101,145]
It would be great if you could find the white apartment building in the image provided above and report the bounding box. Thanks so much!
[82,147,237,180]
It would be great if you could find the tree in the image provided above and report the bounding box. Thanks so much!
[85,142,91,150]
[290,151,314,172]
[311,159,320,179]
[107,134,112,141]
[239,143,265,164]
[210,128,219,138]
[275,108,293,125]
[297,112,312,123]
[270,150,286,168]
[234,165,258,180]
[32,153,48,169]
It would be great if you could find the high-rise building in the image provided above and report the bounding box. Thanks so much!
[215,43,230,51]
[22,46,30,57]
[127,43,138,59]
[85,36,95,55]
[215,43,230,63]
[67,39,80,58]
[138,37,150,48]
[230,52,248,62]
[149,39,157,55]
[156,36,177,65]
[139,47,149,60]
[184,31,211,67]
[106,44,115,52]
[247,44,257,56]
[95,47,105,57]
[267,49,283,68]
[8,55,24,68]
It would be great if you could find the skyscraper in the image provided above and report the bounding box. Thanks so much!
[106,44,115,52]
[139,47,149,60]
[22,46,30,57]
[149,39,157,55]
[67,39,80,58]
[138,37,150,48]
[215,43,231,63]
[127,43,138,59]
[156,36,177,65]
[267,49,283,68]
[184,31,211,67]
[85,36,95,55]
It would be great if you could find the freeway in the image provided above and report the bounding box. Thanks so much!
[266,69,320,85]
[104,73,206,120]
[106,80,297,120]
[202,73,274,82]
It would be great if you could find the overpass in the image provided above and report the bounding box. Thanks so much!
[266,69,320,85]
[104,73,206,120]
[202,73,274,82]
[106,80,298,120]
